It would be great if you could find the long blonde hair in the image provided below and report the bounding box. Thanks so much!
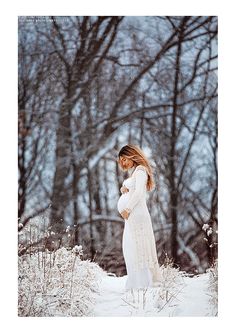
[118,144,155,191]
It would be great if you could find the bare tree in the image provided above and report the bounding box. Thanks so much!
[18,16,217,274]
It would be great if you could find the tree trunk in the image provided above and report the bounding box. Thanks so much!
[72,161,79,245]
[169,21,185,265]
[88,165,95,259]
[49,97,72,234]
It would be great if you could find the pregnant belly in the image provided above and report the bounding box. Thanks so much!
[117,193,131,214]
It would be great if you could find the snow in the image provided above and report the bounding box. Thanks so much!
[93,273,215,317]
[18,247,106,317]
[18,246,217,317]
[174,274,211,316]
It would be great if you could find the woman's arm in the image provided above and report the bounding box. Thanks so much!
[125,169,147,213]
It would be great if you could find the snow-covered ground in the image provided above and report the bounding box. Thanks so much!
[93,273,216,317]
[18,246,217,317]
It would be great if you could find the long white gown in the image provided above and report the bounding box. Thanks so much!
[117,165,162,292]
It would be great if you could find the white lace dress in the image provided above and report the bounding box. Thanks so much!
[117,165,162,291]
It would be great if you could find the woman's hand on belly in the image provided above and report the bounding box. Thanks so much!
[120,185,129,194]
[120,209,131,220]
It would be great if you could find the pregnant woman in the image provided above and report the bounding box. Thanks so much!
[117,144,162,293]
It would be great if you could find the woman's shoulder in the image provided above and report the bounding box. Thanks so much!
[133,165,147,174]
[135,165,146,171]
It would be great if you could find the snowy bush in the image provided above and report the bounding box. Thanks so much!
[156,256,188,312]
[122,257,189,316]
[206,259,218,316]
[202,222,218,251]
[18,246,105,316]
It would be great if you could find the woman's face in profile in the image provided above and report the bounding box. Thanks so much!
[118,155,134,170]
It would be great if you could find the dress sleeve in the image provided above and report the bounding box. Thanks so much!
[125,168,147,212]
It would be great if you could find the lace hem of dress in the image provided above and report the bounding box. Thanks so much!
[128,218,163,282]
